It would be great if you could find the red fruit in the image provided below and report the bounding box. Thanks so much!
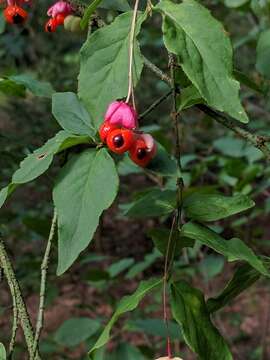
[107,128,136,154]
[129,138,156,167]
[55,13,66,25]
[45,18,58,32]
[4,5,28,24]
[99,122,119,143]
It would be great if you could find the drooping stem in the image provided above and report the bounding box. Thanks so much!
[0,238,41,360]
[32,209,57,360]
[126,0,140,106]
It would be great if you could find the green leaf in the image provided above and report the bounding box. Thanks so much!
[171,281,233,360]
[0,343,6,360]
[181,222,269,276]
[148,227,194,257]
[81,0,104,30]
[207,263,260,313]
[213,136,245,158]
[224,0,249,8]
[183,193,255,221]
[108,258,135,277]
[0,12,5,35]
[0,131,90,208]
[146,143,178,176]
[0,78,25,97]
[78,12,145,127]
[89,278,161,355]
[53,149,119,275]
[177,85,203,111]
[156,0,248,123]
[9,74,54,98]
[256,29,270,79]
[121,189,176,218]
[54,318,101,347]
[52,92,95,137]
[127,318,182,340]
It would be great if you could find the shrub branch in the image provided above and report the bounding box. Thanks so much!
[32,209,58,360]
[0,238,41,360]
[144,58,270,161]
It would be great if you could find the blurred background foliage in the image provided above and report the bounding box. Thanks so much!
[1,0,270,358]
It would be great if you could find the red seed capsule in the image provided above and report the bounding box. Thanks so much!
[129,137,156,167]
[107,128,136,154]
[55,13,66,25]
[99,121,119,143]
[45,18,58,32]
[4,5,28,25]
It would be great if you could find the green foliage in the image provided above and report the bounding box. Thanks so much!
[52,92,96,137]
[121,189,176,218]
[207,263,261,313]
[156,0,248,123]
[108,258,135,277]
[148,228,194,256]
[89,278,161,355]
[0,131,90,208]
[53,149,119,274]
[0,343,6,360]
[183,192,255,221]
[81,0,104,29]
[54,317,101,347]
[0,75,54,98]
[181,222,269,275]
[256,29,270,79]
[78,11,145,127]
[127,318,182,340]
[0,12,5,35]
[171,281,233,360]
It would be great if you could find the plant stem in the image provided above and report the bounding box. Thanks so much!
[8,285,18,358]
[126,0,140,105]
[0,238,41,360]
[138,90,172,120]
[32,209,57,360]
[197,104,270,161]
[143,56,172,85]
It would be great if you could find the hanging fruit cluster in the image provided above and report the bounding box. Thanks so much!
[45,0,73,32]
[99,101,157,167]
[45,0,83,33]
[3,0,29,25]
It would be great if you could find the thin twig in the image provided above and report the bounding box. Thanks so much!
[143,56,172,85]
[138,90,172,120]
[126,0,140,105]
[197,105,270,161]
[32,209,57,360]
[0,238,41,360]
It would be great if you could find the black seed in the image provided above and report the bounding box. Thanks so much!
[137,148,147,159]
[113,134,124,148]
[13,13,24,24]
